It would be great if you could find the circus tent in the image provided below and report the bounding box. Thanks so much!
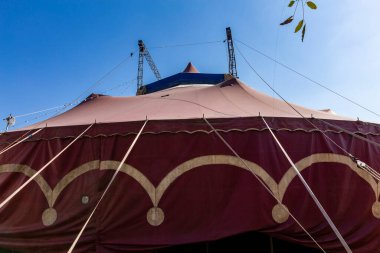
[0,63,380,253]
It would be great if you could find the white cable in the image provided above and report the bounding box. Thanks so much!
[15,105,66,118]
[235,39,380,119]
[238,40,380,192]
[312,118,380,181]
[261,116,352,253]
[317,118,380,150]
[0,123,94,209]
[67,119,148,253]
[7,52,136,130]
[0,128,44,156]
[150,40,223,49]
[0,129,33,154]
[203,117,325,253]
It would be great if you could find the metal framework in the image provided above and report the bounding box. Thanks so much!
[225,27,238,78]
[137,40,161,90]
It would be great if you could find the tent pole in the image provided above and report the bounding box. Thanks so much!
[270,236,274,253]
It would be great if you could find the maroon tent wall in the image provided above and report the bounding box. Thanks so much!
[0,117,380,252]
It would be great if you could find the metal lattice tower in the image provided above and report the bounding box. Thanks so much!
[137,40,161,90]
[137,41,144,89]
[225,27,238,78]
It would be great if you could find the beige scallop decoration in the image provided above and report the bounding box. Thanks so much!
[2,153,380,228]
[147,207,165,226]
[42,208,57,226]
[272,203,289,223]
[372,202,380,219]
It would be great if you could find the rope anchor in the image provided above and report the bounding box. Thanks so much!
[351,156,380,182]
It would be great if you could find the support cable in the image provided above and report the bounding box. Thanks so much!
[358,162,380,182]
[150,40,223,49]
[21,106,75,125]
[261,116,352,253]
[236,45,354,156]
[5,40,218,128]
[236,45,353,251]
[315,118,380,181]
[203,117,326,253]
[237,43,380,186]
[0,123,94,209]
[5,52,136,130]
[70,52,136,106]
[100,78,137,94]
[0,128,44,156]
[14,105,66,118]
[317,118,380,150]
[67,119,148,253]
[235,39,380,119]
[0,128,33,154]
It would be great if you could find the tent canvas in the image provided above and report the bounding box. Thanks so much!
[0,70,380,252]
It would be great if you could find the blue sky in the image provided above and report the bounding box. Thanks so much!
[1,0,380,129]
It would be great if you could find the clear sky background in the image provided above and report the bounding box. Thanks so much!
[1,0,380,130]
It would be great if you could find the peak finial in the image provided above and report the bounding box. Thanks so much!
[183,62,199,73]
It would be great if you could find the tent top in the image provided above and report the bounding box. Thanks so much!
[138,62,228,94]
[24,77,350,129]
[182,62,199,73]
[140,73,227,95]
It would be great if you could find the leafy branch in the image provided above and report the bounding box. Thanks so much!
[280,0,317,42]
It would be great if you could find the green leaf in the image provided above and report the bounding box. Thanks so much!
[301,24,306,42]
[288,1,295,7]
[280,16,294,25]
[306,1,317,9]
[294,20,304,33]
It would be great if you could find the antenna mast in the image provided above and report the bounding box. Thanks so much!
[225,27,238,78]
[137,40,161,91]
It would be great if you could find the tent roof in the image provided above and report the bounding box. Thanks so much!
[182,62,200,73]
[140,72,226,94]
[25,78,349,129]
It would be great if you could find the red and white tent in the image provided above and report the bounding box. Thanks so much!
[0,64,379,252]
